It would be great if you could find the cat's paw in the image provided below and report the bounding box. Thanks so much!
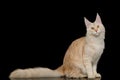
[80,74,87,78]
[88,75,95,79]
[66,74,87,78]
[95,73,101,78]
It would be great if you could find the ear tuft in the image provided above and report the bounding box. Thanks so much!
[84,17,91,28]
[95,13,102,23]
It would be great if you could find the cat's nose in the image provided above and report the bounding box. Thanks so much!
[95,29,98,32]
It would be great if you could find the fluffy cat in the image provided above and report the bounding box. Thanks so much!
[9,13,105,79]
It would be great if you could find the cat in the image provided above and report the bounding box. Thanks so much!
[9,13,105,79]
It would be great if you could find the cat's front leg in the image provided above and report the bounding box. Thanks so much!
[93,64,101,78]
[84,57,95,78]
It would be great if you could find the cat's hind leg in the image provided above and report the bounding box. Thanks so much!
[65,66,87,78]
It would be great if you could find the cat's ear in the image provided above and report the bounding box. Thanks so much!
[95,13,102,23]
[84,17,91,28]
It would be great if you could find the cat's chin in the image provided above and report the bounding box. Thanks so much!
[93,33,100,37]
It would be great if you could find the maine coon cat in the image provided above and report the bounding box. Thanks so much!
[9,13,105,79]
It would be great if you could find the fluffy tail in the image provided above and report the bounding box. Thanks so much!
[9,67,64,78]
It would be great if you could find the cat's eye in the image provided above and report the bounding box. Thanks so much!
[91,27,94,29]
[97,25,99,28]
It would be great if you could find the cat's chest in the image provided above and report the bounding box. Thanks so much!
[88,37,104,50]
[87,40,104,56]
[92,41,104,50]
[85,41,104,62]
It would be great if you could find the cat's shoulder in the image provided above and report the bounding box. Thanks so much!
[74,37,85,42]
[71,36,86,45]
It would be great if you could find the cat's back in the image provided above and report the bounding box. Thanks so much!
[63,37,86,63]
[71,37,86,47]
[66,37,86,53]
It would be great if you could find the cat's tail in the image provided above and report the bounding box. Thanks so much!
[9,67,64,79]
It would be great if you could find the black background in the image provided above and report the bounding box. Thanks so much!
[1,0,119,80]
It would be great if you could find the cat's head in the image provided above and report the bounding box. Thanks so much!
[84,13,105,36]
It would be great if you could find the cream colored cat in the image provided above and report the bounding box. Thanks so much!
[9,13,105,79]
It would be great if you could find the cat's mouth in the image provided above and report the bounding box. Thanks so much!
[94,32,100,36]
[93,32,100,36]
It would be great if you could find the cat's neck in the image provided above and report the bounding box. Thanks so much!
[86,32,105,44]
